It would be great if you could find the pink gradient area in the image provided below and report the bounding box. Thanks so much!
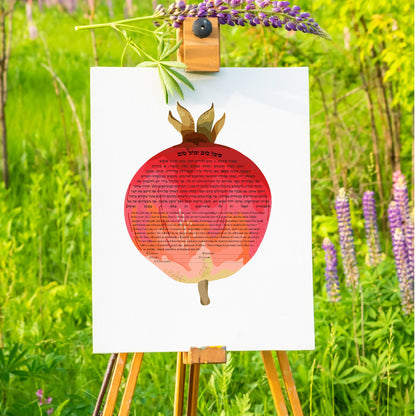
[124,143,271,283]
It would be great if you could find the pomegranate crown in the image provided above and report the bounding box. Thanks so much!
[168,102,226,143]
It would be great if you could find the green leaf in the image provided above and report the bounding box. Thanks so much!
[53,399,70,416]
[137,61,157,67]
[158,64,184,100]
[120,41,130,67]
[157,36,164,58]
[160,61,187,69]
[160,40,183,61]
[162,65,194,91]
[157,65,168,104]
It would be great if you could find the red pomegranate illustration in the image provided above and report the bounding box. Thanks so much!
[124,103,271,305]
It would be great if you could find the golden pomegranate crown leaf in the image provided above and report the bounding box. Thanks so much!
[211,112,226,143]
[176,102,195,136]
[196,103,215,142]
[168,111,182,133]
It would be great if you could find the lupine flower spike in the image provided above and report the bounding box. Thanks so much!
[322,237,341,302]
[387,201,401,240]
[335,188,359,288]
[392,228,414,314]
[392,172,413,279]
[389,171,414,314]
[362,191,383,267]
[405,213,414,279]
[154,0,331,39]
[393,171,410,228]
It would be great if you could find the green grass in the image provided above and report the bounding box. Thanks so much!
[0,0,413,415]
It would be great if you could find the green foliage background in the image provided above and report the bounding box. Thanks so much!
[0,0,413,414]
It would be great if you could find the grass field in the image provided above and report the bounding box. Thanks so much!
[0,0,413,414]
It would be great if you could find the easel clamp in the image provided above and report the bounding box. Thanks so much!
[183,346,227,364]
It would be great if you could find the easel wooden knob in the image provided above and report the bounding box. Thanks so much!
[177,18,220,72]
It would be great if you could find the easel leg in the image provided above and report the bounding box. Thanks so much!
[118,352,144,416]
[186,364,200,416]
[102,353,128,416]
[174,352,187,416]
[261,351,289,416]
[276,351,303,416]
[93,353,118,416]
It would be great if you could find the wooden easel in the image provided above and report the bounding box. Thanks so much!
[92,348,303,416]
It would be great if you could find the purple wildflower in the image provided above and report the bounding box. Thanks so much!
[406,216,414,278]
[363,191,382,267]
[335,188,360,288]
[393,171,410,228]
[35,389,53,414]
[36,389,43,404]
[388,201,401,240]
[392,228,414,314]
[388,171,414,314]
[322,238,341,302]
[26,0,39,39]
[152,0,331,39]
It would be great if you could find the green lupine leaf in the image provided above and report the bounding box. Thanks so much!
[160,60,187,69]
[160,40,183,61]
[157,65,168,103]
[53,399,70,416]
[162,64,194,90]
[157,36,164,58]
[137,61,157,67]
[158,64,184,100]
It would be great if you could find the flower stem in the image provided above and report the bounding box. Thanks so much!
[75,15,161,31]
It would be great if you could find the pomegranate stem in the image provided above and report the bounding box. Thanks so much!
[198,280,210,306]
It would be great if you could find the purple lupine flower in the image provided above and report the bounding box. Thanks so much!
[35,389,53,413]
[406,215,414,280]
[153,0,331,39]
[392,228,414,314]
[335,188,360,288]
[389,171,414,312]
[363,191,382,267]
[388,201,401,240]
[26,0,39,39]
[36,389,43,404]
[322,238,341,302]
[393,171,410,229]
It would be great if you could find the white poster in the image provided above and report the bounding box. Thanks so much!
[91,67,314,353]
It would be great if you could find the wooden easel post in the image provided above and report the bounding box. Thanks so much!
[261,351,303,416]
[93,349,303,416]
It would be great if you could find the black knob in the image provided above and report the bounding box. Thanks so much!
[192,18,212,38]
